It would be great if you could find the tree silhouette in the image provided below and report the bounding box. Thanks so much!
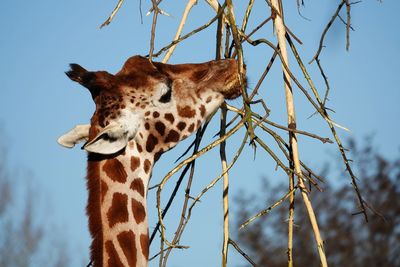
[235,139,400,267]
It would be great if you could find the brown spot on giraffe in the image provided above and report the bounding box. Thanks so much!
[146,134,158,152]
[136,143,143,153]
[177,121,186,131]
[130,156,140,172]
[108,193,129,227]
[101,180,108,203]
[131,198,146,224]
[130,178,145,197]
[143,159,151,174]
[200,104,206,117]
[140,234,149,260]
[164,113,175,124]
[103,158,127,183]
[177,105,196,118]
[105,240,124,267]
[117,231,137,267]
[155,121,166,136]
[188,123,195,133]
[153,111,160,118]
[165,129,180,143]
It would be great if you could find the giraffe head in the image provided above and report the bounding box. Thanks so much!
[59,55,243,156]
[58,55,244,266]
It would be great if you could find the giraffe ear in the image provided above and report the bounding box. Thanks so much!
[82,123,129,155]
[58,124,90,148]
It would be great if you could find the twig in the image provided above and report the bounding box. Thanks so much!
[100,0,125,28]
[345,0,351,50]
[149,245,188,262]
[162,0,198,63]
[316,58,331,107]
[232,16,273,58]
[146,0,163,15]
[149,0,160,60]
[149,3,226,58]
[229,238,258,267]
[253,136,292,175]
[287,154,295,267]
[241,0,255,33]
[254,113,333,144]
[309,0,346,64]
[240,187,297,229]
[338,14,355,31]
[248,48,277,99]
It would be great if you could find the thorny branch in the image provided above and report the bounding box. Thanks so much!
[100,0,370,266]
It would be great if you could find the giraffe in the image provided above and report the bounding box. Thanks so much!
[58,55,243,267]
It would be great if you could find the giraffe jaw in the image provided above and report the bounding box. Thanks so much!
[58,110,143,155]
[83,109,142,154]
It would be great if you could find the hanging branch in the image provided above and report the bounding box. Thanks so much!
[148,0,160,60]
[162,0,198,63]
[269,1,328,266]
[220,104,230,267]
[286,34,368,221]
[225,0,256,147]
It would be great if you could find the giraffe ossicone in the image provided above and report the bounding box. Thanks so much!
[58,55,243,267]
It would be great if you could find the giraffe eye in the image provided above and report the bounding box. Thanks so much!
[159,88,172,103]
[158,79,172,103]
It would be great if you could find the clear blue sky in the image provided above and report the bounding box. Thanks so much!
[1,1,399,266]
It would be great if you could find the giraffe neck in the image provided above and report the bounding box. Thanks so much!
[86,91,226,266]
[87,142,153,267]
